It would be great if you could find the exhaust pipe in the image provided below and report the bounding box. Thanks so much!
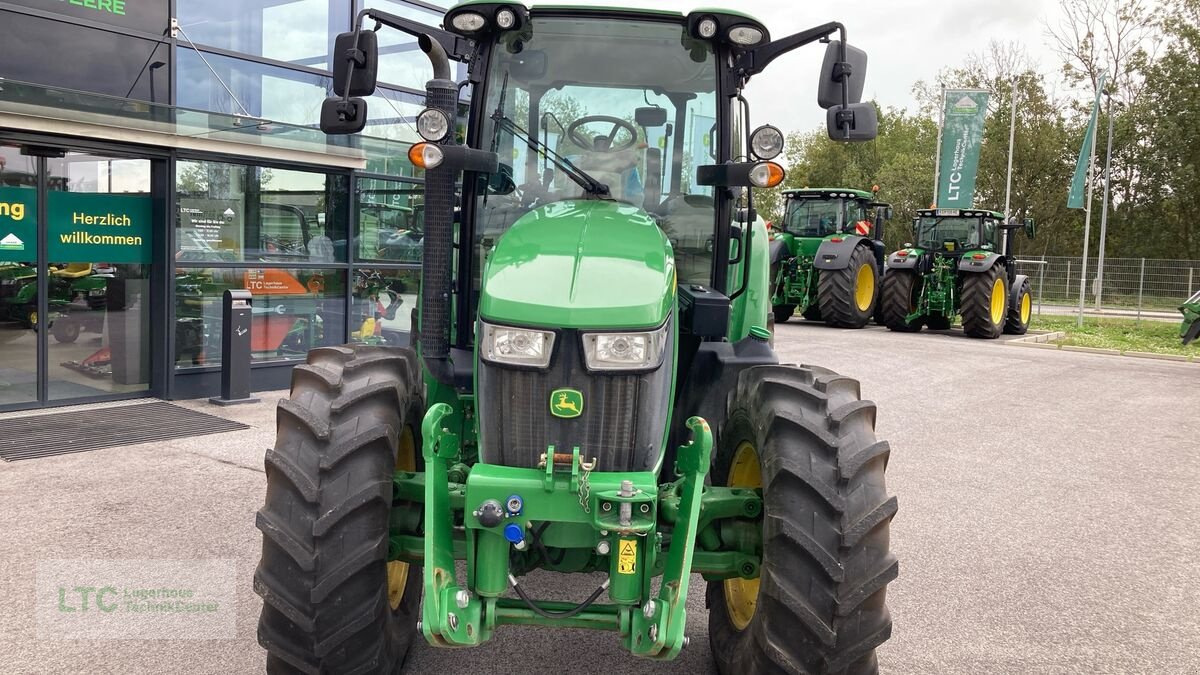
[418,34,458,381]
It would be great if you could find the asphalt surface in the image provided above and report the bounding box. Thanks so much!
[1,322,1197,674]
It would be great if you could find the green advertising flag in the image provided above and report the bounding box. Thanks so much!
[936,90,990,208]
[1067,74,1107,209]
[48,192,153,264]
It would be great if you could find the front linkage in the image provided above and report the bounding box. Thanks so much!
[400,406,756,656]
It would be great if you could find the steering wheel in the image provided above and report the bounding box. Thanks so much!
[567,115,639,153]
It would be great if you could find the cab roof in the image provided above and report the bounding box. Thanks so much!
[449,1,764,24]
[783,188,877,201]
[917,208,1005,219]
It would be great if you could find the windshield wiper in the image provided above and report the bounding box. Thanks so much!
[492,115,610,197]
[489,71,609,198]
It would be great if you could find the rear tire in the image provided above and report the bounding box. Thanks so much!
[255,345,424,675]
[879,270,922,332]
[961,265,1007,339]
[1004,277,1032,335]
[818,245,877,329]
[708,365,898,675]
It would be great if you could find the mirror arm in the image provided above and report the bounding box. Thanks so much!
[361,8,474,61]
[734,22,843,79]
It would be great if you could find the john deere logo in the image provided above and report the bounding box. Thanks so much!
[550,388,583,418]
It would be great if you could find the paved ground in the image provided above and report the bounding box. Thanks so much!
[1,322,1197,674]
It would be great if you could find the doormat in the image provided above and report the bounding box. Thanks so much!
[0,401,250,461]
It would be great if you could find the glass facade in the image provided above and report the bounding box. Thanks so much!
[0,0,445,408]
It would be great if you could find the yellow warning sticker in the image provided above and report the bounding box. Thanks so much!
[617,539,637,575]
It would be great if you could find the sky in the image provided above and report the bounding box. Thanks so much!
[540,0,1074,134]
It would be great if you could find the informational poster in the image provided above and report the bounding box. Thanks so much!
[48,191,152,263]
[0,186,37,263]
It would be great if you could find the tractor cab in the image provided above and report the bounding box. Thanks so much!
[912,208,1005,256]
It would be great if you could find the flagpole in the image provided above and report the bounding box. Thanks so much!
[1076,103,1100,327]
[1094,92,1115,311]
[1003,77,1017,220]
[932,86,945,208]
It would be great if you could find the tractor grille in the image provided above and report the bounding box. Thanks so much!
[477,325,672,472]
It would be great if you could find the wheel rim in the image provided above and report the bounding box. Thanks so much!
[855,264,875,312]
[723,441,762,631]
[989,278,1005,325]
[387,425,417,611]
[1020,291,1031,324]
[29,311,37,326]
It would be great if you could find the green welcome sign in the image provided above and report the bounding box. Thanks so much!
[48,192,153,264]
[0,186,38,263]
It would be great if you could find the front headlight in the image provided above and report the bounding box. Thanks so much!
[481,322,555,368]
[582,322,669,371]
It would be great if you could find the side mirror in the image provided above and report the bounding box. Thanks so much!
[635,106,668,128]
[817,40,867,110]
[332,31,378,97]
[320,97,368,134]
[826,102,877,141]
[1024,217,1036,239]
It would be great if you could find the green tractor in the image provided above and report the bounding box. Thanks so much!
[1181,290,1200,345]
[769,187,891,328]
[881,207,1036,339]
[255,4,897,674]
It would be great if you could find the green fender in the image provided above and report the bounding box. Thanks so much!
[958,250,1003,273]
[886,248,924,271]
[812,234,870,270]
[729,218,771,340]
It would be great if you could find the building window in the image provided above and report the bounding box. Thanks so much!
[355,178,424,263]
[175,267,347,368]
[174,158,352,370]
[176,0,344,69]
[0,10,170,103]
[176,160,349,264]
[349,268,419,346]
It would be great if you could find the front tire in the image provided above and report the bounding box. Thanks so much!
[708,365,898,675]
[818,245,877,329]
[255,345,423,675]
[961,265,1008,339]
[1004,277,1032,335]
[52,318,80,343]
[879,270,922,333]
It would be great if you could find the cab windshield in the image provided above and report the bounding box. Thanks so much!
[475,16,718,283]
[916,216,996,251]
[782,198,867,237]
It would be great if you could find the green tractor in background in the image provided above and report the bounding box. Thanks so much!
[769,187,890,328]
[254,3,898,675]
[881,207,1035,339]
[1181,289,1200,345]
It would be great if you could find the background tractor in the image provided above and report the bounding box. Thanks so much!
[255,4,897,674]
[1181,290,1200,345]
[881,207,1035,339]
[769,187,891,328]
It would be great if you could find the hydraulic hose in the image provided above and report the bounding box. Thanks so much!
[508,574,609,620]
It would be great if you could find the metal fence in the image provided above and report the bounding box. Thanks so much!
[1014,256,1200,313]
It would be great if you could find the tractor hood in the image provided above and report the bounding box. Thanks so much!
[479,200,675,329]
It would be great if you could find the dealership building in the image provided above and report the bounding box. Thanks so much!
[0,0,448,410]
